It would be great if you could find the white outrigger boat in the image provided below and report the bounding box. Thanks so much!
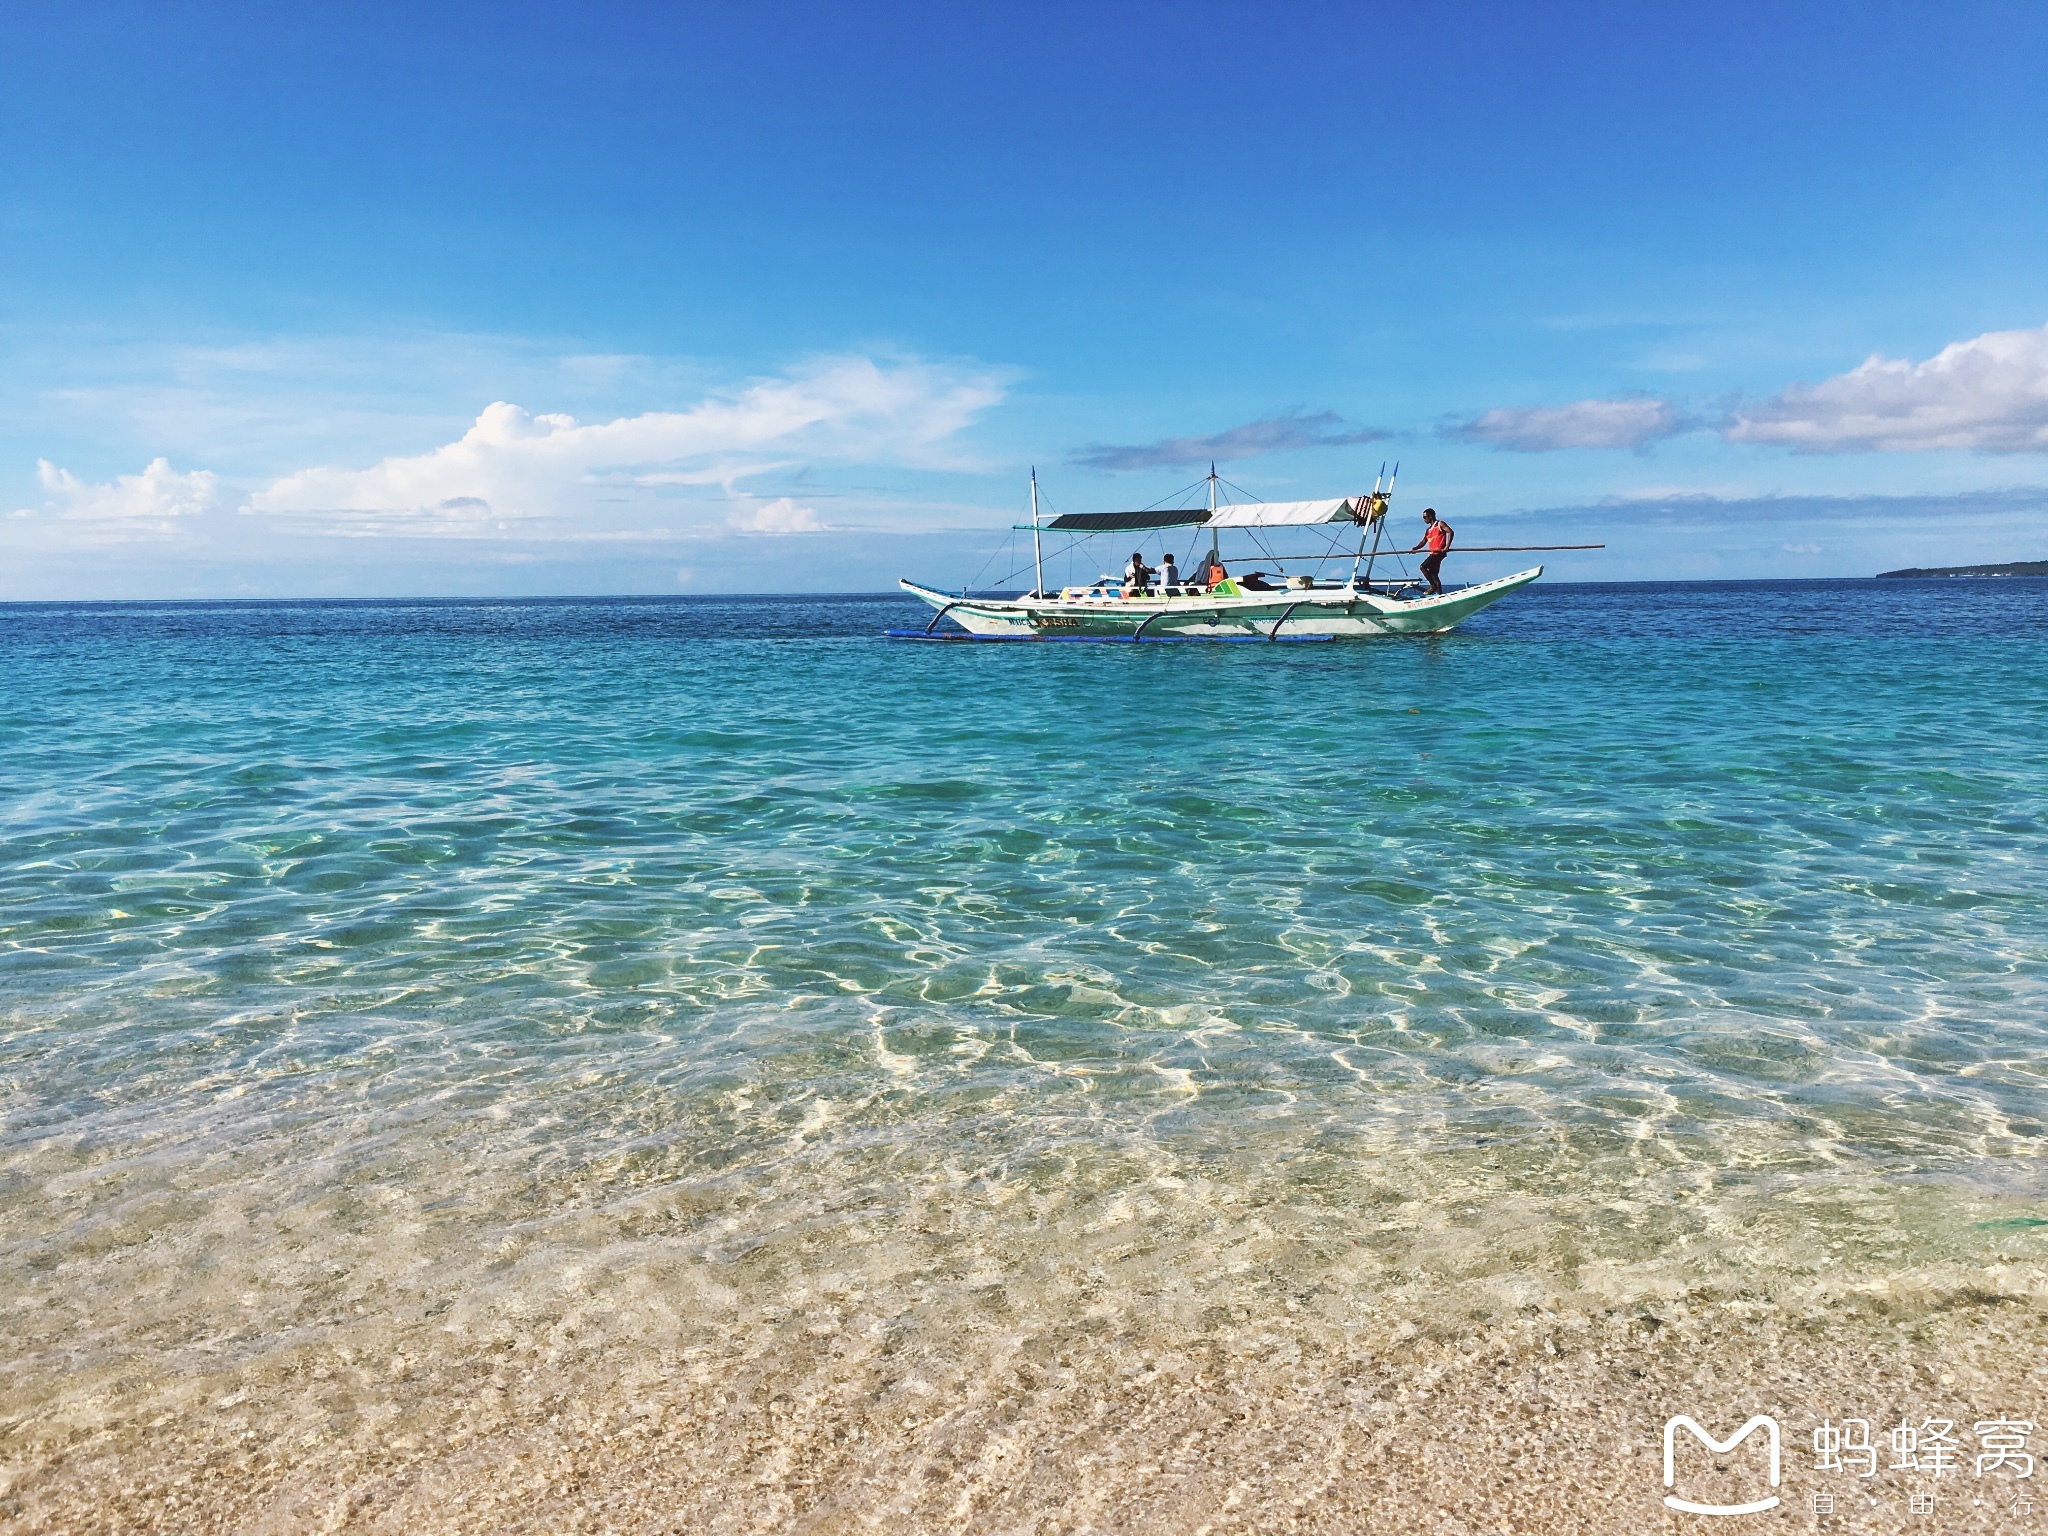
[896,466,1592,643]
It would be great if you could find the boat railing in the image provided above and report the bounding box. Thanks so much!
[1050,580,1389,601]
[1032,576,1486,604]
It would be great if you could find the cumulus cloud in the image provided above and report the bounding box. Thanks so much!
[1723,323,2048,453]
[249,356,1006,526]
[22,457,222,535]
[727,497,824,534]
[1446,396,1682,452]
[1069,410,1385,472]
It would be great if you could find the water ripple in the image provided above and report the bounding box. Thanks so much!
[2,584,2046,1484]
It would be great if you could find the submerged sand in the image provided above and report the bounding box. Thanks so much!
[8,1287,2045,1534]
[6,1158,2044,1534]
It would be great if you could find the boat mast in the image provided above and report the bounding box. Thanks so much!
[1350,462,1387,588]
[1359,461,1398,589]
[1207,461,1220,568]
[1029,467,1045,597]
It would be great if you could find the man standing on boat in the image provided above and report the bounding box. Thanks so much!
[1409,508,1454,594]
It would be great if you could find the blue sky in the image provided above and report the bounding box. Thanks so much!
[5,1,2047,597]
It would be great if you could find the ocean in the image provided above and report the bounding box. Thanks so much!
[4,579,2045,1532]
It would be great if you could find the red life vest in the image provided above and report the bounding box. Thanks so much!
[1424,520,1452,553]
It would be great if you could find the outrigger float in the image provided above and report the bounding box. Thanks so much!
[894,465,1597,643]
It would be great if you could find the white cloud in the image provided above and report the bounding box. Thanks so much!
[24,456,222,535]
[727,497,824,535]
[1447,396,1681,452]
[1725,324,2048,453]
[248,356,1006,528]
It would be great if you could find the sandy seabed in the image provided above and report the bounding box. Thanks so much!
[6,1239,2044,1535]
[9,1305,2046,1535]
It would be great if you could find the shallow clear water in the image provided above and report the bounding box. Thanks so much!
[3,580,2046,1490]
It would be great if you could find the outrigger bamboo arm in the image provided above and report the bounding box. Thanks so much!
[1250,543,1606,560]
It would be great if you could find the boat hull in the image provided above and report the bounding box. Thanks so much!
[898,567,1543,640]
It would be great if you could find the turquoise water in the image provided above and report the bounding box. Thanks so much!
[3,581,2046,1473]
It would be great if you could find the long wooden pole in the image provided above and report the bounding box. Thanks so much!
[1254,543,1606,564]
[1029,468,1044,597]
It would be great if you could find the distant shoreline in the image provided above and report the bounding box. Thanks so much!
[1876,559,2048,578]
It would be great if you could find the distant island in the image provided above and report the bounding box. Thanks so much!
[1877,560,2048,579]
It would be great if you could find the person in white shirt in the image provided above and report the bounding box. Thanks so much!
[1123,551,1155,594]
[1159,552,1180,591]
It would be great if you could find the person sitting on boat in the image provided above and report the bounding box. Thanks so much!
[1159,552,1181,592]
[1408,508,1455,594]
[1203,556,1228,590]
[1123,551,1155,595]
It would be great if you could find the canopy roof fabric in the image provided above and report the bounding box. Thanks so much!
[1203,497,1358,529]
[1046,508,1210,532]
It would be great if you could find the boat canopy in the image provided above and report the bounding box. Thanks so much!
[1204,497,1359,529]
[1046,497,1362,533]
[1045,508,1210,532]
